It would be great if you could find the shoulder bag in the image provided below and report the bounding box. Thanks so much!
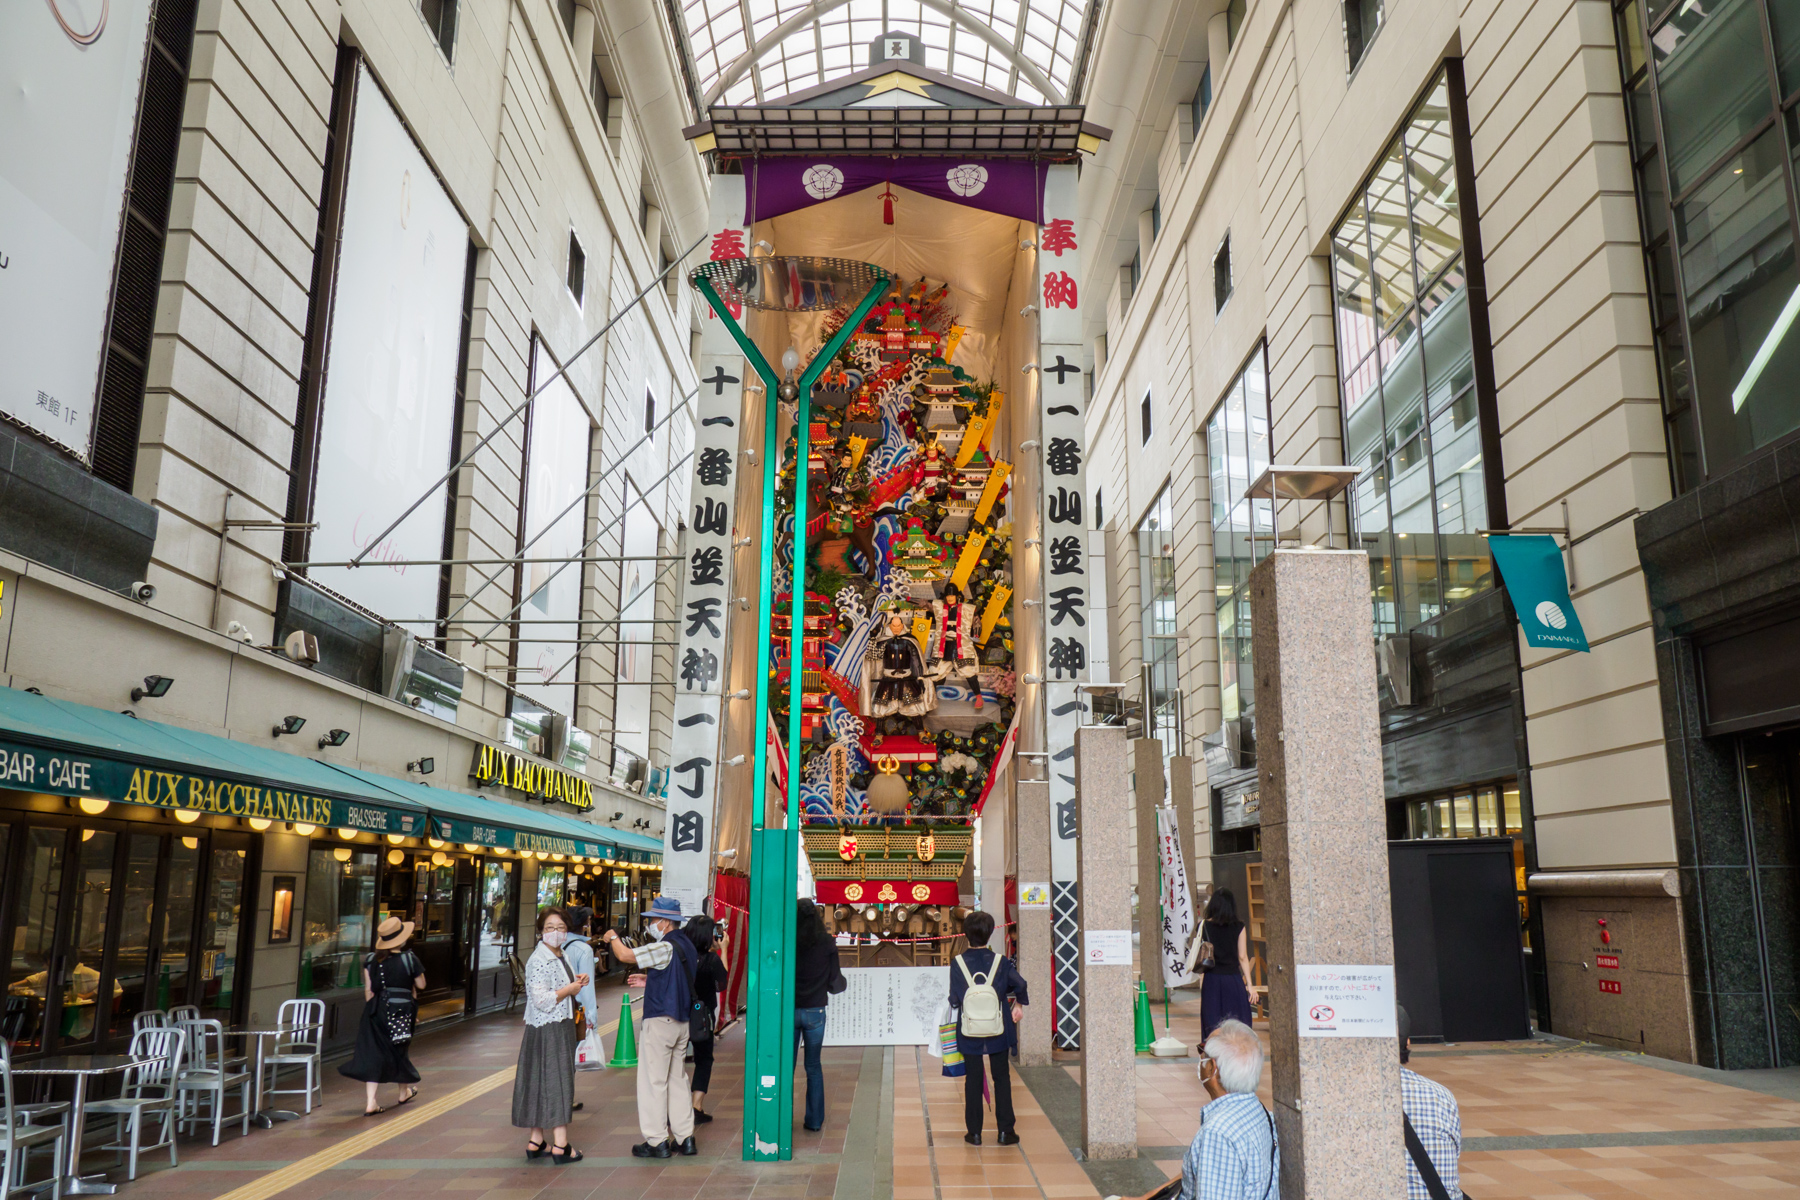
[372,952,419,1044]
[1403,1113,1467,1200]
[682,938,713,1044]
[555,955,587,1038]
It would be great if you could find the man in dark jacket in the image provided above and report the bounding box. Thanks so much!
[604,895,697,1158]
[948,910,1028,1146]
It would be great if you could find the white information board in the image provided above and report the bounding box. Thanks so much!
[1083,929,1132,966]
[1296,964,1398,1037]
[822,967,949,1045]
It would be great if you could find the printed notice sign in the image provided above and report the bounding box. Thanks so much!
[822,967,949,1046]
[1296,964,1397,1038]
[1019,882,1051,909]
[1084,930,1133,967]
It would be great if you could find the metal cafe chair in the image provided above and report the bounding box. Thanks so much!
[0,1040,66,1200]
[88,1026,185,1180]
[131,1011,169,1034]
[506,954,526,1011]
[261,1000,325,1114]
[174,1019,251,1146]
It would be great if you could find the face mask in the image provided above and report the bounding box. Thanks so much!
[647,925,666,942]
[542,929,566,949]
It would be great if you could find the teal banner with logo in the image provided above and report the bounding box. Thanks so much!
[1487,534,1589,652]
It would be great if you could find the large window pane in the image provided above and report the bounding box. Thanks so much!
[1404,77,1461,287]
[1653,0,1774,192]
[1207,348,1272,726]
[109,834,161,1038]
[199,843,246,1022]
[478,860,516,970]
[1138,486,1181,742]
[5,829,65,1050]
[302,844,379,995]
[161,837,201,1009]
[1681,127,1800,468]
[1768,0,1800,99]
[1366,144,1418,326]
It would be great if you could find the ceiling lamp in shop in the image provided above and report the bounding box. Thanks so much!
[293,823,317,836]
[174,809,200,824]
[248,817,271,830]
[77,797,109,815]
[388,850,404,865]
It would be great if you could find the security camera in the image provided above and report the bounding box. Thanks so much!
[127,581,156,603]
[226,620,255,644]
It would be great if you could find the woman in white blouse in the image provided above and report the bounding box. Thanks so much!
[510,908,590,1164]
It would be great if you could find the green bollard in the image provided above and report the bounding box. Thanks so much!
[1134,980,1155,1053]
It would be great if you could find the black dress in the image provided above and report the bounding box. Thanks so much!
[339,951,422,1085]
[690,949,729,1095]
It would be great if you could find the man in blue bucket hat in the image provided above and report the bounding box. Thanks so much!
[603,894,698,1157]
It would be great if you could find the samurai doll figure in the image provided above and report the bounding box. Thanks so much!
[928,584,983,709]
[868,612,936,718]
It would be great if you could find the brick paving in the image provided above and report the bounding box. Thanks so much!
[25,975,1800,1199]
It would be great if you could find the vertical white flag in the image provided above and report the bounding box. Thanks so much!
[1157,806,1198,989]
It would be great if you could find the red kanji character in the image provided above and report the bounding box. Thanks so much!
[1042,270,1078,309]
[710,229,747,260]
[1041,218,1077,256]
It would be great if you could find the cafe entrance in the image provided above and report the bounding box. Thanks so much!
[0,793,255,1056]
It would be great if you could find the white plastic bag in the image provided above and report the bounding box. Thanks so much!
[575,1029,606,1070]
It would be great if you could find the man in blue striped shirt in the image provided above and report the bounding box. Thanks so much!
[1398,1007,1461,1199]
[1179,1019,1279,1200]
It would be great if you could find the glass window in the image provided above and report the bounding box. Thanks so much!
[1345,0,1382,71]
[1652,0,1773,193]
[537,865,567,913]
[302,843,379,995]
[1206,347,1272,723]
[1138,485,1180,742]
[479,860,516,970]
[6,829,66,1050]
[1331,69,1495,635]
[109,834,161,1039]
[199,843,247,1022]
[160,836,201,1010]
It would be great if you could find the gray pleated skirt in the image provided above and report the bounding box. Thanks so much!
[511,1018,578,1129]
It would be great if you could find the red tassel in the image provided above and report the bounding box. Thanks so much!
[880,185,896,225]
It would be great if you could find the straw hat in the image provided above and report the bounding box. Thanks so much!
[374,915,415,950]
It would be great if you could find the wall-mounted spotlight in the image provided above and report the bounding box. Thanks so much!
[1021,362,1039,374]
[318,728,350,749]
[1024,538,1042,548]
[729,688,751,700]
[1020,239,1037,250]
[131,675,174,702]
[1019,439,1041,451]
[1020,673,1043,685]
[272,715,306,737]
[610,811,624,822]
[407,757,435,775]
[733,597,751,609]
[1018,304,1038,318]
[1022,598,1042,608]
[723,754,746,767]
[734,536,753,547]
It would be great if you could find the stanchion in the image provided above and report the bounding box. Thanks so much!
[608,992,639,1068]
[1133,980,1154,1053]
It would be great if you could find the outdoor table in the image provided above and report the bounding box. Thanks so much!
[224,1023,322,1128]
[11,1054,148,1195]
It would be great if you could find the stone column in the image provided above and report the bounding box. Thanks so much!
[980,774,1010,925]
[1250,550,1404,1199]
[1076,725,1136,1160]
[1132,738,1168,1000]
[1169,755,1202,901]
[1015,778,1053,1067]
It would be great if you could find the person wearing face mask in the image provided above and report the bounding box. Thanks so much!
[603,895,698,1158]
[512,908,590,1165]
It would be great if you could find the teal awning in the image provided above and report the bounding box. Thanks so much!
[1487,533,1590,652]
[323,765,661,866]
[0,688,430,836]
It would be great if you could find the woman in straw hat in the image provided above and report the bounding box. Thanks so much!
[512,907,589,1164]
[339,915,426,1114]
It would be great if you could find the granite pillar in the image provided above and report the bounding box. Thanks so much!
[1076,725,1136,1160]
[979,773,1010,925]
[1132,738,1169,1000]
[1249,549,1404,1199]
[1015,778,1053,1067]
[1169,755,1203,897]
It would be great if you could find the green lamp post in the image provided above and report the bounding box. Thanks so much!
[690,255,891,1162]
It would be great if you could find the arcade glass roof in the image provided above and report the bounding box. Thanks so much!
[671,0,1101,108]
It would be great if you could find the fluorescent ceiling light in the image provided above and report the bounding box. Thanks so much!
[1732,283,1800,413]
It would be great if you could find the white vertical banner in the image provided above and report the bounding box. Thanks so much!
[1157,806,1198,989]
[661,175,748,916]
[1038,164,1089,1049]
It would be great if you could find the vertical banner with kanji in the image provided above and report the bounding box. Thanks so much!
[1037,164,1089,1050]
[662,175,749,916]
[1157,806,1198,990]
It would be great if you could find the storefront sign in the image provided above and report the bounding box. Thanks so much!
[470,743,594,810]
[1296,964,1398,1037]
[0,737,427,836]
[822,966,949,1045]
[1487,534,1589,652]
[1220,787,1260,831]
[430,815,660,865]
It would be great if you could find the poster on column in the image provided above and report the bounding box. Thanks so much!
[660,175,749,915]
[822,967,951,1045]
[1157,807,1198,989]
[1038,164,1090,1051]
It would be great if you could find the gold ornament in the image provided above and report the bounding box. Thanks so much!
[845,883,864,902]
[877,883,899,902]
[866,755,910,814]
[912,883,931,902]
[916,833,937,862]
[838,830,859,861]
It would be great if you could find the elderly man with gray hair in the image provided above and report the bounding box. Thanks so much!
[1179,1019,1279,1200]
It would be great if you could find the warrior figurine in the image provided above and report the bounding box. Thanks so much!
[928,584,982,709]
[869,613,935,718]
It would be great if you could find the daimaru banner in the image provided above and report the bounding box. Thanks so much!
[0,738,428,836]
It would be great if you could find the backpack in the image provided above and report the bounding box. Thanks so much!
[956,953,1005,1039]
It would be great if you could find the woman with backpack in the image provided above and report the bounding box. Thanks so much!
[949,910,1028,1146]
[339,916,426,1115]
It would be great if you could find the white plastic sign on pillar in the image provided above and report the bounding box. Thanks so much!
[1037,164,1090,1050]
[1295,965,1399,1037]
[661,175,749,916]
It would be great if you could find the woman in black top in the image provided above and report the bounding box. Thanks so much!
[948,910,1028,1146]
[1198,888,1255,1038]
[339,916,425,1114]
[792,901,845,1132]
[684,916,730,1125]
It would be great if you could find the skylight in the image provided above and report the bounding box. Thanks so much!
[675,0,1098,109]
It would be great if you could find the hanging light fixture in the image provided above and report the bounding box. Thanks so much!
[387,849,404,865]
[386,833,406,845]
[247,817,272,831]
[77,797,110,816]
[174,809,200,824]
[333,846,352,862]
[182,836,200,850]
[431,851,449,867]
[336,828,357,840]
[293,823,318,836]
[427,837,446,849]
